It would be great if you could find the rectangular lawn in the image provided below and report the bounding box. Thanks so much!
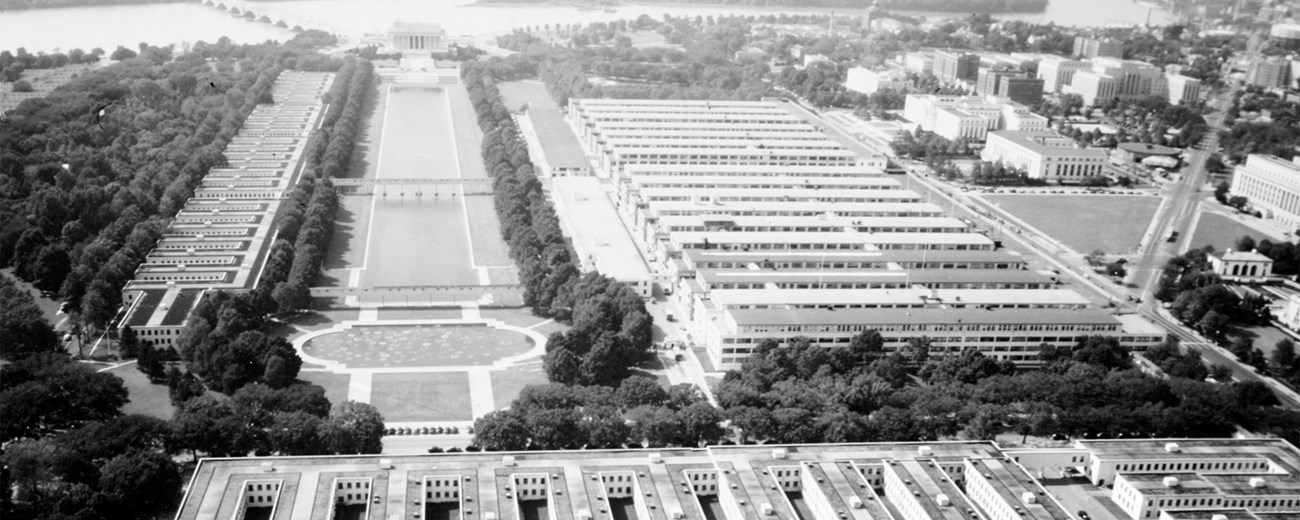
[112,365,175,420]
[984,195,1161,254]
[1189,212,1266,251]
[369,372,473,422]
[297,371,351,407]
[490,362,549,409]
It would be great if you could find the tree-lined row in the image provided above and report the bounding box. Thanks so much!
[1,34,345,331]
[713,334,1299,445]
[462,61,654,386]
[482,0,1046,12]
[472,380,722,451]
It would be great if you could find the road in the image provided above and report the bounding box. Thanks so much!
[1128,91,1231,303]
[801,97,1300,409]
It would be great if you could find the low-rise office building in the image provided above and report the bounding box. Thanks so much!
[1230,154,1300,232]
[118,72,333,348]
[981,131,1108,183]
[846,67,911,95]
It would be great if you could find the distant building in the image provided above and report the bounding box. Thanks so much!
[1038,56,1091,93]
[933,50,981,83]
[1247,56,1293,88]
[903,94,1003,140]
[1166,74,1202,104]
[861,0,881,30]
[802,54,832,68]
[845,67,910,95]
[999,76,1046,106]
[1065,58,1166,105]
[1208,249,1274,279]
[977,68,1025,96]
[1230,154,1300,232]
[1114,142,1183,165]
[982,130,1109,183]
[905,51,935,74]
[1073,36,1125,59]
[388,21,447,52]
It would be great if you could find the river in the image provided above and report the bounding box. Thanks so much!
[0,0,1176,54]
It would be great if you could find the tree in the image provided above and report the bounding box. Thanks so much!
[1228,195,1249,212]
[848,329,885,363]
[615,377,668,408]
[267,412,325,456]
[676,402,724,447]
[473,410,529,451]
[97,450,181,518]
[11,79,32,92]
[1271,339,1297,376]
[1085,249,1106,266]
[109,46,137,61]
[524,408,583,449]
[1235,235,1257,253]
[323,401,385,455]
[904,336,933,365]
[1105,261,1128,279]
[1214,182,1231,204]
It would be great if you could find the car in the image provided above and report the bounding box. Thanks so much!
[1051,433,1069,441]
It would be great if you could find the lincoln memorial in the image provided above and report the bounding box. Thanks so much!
[388,21,447,52]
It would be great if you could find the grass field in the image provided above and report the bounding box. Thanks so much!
[303,324,534,368]
[370,372,473,422]
[498,80,562,113]
[1189,212,1265,251]
[490,361,549,409]
[111,365,175,420]
[479,308,570,335]
[984,195,1161,254]
[297,371,351,406]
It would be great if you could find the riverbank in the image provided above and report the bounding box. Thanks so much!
[0,0,182,11]
[473,0,1049,13]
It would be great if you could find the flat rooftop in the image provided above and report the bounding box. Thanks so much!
[709,288,1090,307]
[727,307,1122,327]
[1075,440,1300,473]
[528,107,589,169]
[552,177,652,283]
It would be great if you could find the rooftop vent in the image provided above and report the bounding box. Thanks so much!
[579,509,592,520]
[937,494,951,507]
[918,446,933,456]
[502,455,516,467]
[1212,515,1228,520]
[649,453,663,464]
[1022,492,1037,504]
[1250,477,1266,488]
[672,509,684,520]
[1163,476,1180,487]
[773,448,788,459]
[762,503,775,516]
[850,497,864,509]
[378,458,393,470]
[1165,443,1181,453]
[260,461,275,473]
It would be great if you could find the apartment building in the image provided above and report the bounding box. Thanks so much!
[1038,56,1091,93]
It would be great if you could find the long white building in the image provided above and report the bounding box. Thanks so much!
[1230,154,1300,232]
[118,72,334,348]
[566,98,1163,370]
[981,131,1109,183]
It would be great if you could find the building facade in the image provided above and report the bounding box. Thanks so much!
[388,21,447,52]
[1073,36,1125,59]
[846,67,910,95]
[982,131,1109,183]
[1166,74,1202,105]
[1038,57,1091,93]
[1230,154,1300,232]
[933,50,981,83]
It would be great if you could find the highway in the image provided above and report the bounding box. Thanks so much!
[795,96,1300,409]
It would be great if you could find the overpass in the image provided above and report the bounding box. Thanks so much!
[198,0,348,40]
[330,177,494,195]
